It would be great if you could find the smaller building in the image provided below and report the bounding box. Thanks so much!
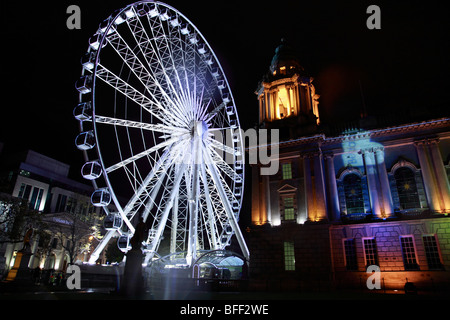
[0,147,106,280]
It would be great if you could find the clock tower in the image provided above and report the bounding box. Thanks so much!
[255,39,320,139]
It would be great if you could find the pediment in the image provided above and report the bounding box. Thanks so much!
[277,184,297,193]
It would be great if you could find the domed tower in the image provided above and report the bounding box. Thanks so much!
[256,39,320,137]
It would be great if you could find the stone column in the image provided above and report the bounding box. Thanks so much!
[428,138,450,212]
[414,140,440,212]
[264,175,272,224]
[374,147,394,217]
[324,153,340,221]
[313,152,328,221]
[303,154,315,222]
[251,165,262,225]
[362,149,382,218]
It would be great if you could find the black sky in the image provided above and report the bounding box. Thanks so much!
[1,0,449,180]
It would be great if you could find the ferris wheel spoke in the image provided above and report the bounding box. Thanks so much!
[105,136,182,174]
[144,14,188,101]
[126,8,187,112]
[106,27,191,126]
[96,64,185,127]
[207,137,236,155]
[205,101,227,123]
[122,148,171,216]
[204,149,250,261]
[207,146,242,183]
[94,114,188,135]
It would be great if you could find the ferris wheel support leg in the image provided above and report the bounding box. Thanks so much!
[170,193,179,254]
[186,163,200,266]
[88,229,116,264]
[200,164,219,249]
[143,162,187,265]
[204,150,250,263]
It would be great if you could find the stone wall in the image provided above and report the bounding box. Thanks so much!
[248,222,332,292]
[330,217,450,291]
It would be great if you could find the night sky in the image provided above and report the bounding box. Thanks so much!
[1,0,449,182]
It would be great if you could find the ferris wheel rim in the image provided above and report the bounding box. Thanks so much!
[76,0,248,263]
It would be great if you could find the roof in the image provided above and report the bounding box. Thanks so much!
[269,38,304,74]
[195,250,245,267]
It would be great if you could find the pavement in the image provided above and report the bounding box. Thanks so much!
[1,280,449,300]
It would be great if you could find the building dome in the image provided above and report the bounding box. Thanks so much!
[269,38,304,75]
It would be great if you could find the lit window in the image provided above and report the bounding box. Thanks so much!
[276,86,291,119]
[279,66,286,75]
[19,170,30,177]
[343,174,365,214]
[283,197,295,221]
[400,236,419,270]
[284,241,295,271]
[282,163,292,180]
[394,167,420,210]
[363,238,378,268]
[344,239,358,271]
[29,187,44,211]
[422,235,443,270]
[18,183,32,200]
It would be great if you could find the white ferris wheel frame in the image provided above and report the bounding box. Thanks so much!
[74,1,249,266]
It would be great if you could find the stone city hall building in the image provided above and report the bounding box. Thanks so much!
[247,40,450,292]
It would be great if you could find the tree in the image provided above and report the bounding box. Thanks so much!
[44,193,104,267]
[0,193,47,246]
[105,240,124,264]
[45,212,95,266]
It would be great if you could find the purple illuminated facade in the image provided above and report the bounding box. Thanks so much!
[248,41,450,292]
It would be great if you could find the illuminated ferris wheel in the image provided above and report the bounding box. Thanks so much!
[73,1,248,266]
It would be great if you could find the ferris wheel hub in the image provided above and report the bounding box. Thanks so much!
[190,120,208,140]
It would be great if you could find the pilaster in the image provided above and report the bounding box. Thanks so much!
[324,153,340,221]
[374,147,394,217]
[414,140,441,212]
[361,149,382,218]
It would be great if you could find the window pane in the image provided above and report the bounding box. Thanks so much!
[363,238,378,267]
[282,163,292,180]
[284,241,295,271]
[283,197,295,221]
[344,239,358,271]
[400,236,419,270]
[394,167,420,209]
[423,235,444,270]
[343,174,364,214]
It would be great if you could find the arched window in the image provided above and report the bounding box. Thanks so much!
[343,173,365,214]
[394,167,420,209]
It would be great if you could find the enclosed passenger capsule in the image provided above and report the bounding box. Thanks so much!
[75,131,96,150]
[73,102,92,121]
[81,52,96,70]
[81,161,102,180]
[118,234,131,252]
[180,23,190,35]
[91,188,111,207]
[136,3,150,16]
[75,75,92,94]
[104,213,123,230]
